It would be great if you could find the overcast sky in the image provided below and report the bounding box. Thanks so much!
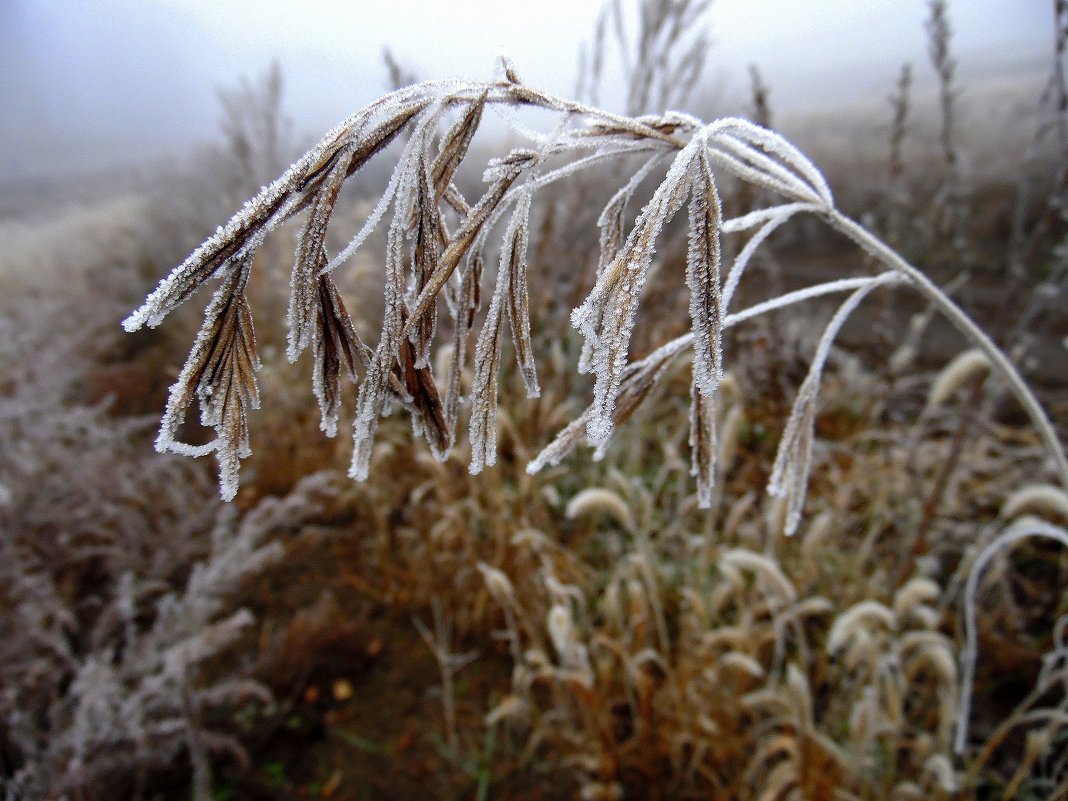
[0,0,1053,182]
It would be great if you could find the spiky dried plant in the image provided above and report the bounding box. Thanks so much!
[126,60,1068,540]
[577,0,714,116]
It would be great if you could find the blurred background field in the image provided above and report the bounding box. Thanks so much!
[2,2,1067,799]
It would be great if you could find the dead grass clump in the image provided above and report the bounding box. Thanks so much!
[5,1,1068,798]
[114,43,1068,795]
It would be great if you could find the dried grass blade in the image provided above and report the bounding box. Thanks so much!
[596,154,665,273]
[411,153,445,367]
[431,92,487,198]
[155,253,260,500]
[128,102,428,334]
[768,275,895,534]
[525,413,591,474]
[443,252,483,435]
[529,335,688,472]
[572,141,696,444]
[591,338,682,460]
[572,156,662,375]
[505,192,540,397]
[468,284,505,474]
[288,147,351,361]
[714,132,815,201]
[689,373,717,509]
[721,202,819,234]
[403,150,535,338]
[686,147,723,397]
[350,142,420,480]
[296,128,350,192]
[713,117,833,206]
[398,334,450,459]
[312,275,365,436]
[720,205,806,311]
[683,148,722,509]
[338,99,430,184]
[441,183,472,217]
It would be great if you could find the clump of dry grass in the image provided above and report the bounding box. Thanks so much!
[126,60,1067,533]
[111,50,1068,798]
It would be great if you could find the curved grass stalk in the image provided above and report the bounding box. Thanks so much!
[825,210,1068,487]
[954,517,1068,756]
[125,67,1066,509]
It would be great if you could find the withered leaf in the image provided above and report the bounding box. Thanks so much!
[156,253,260,500]
[504,193,539,398]
[397,334,450,459]
[431,93,487,199]
[689,372,717,509]
[402,149,535,339]
[312,274,365,437]
[685,148,723,399]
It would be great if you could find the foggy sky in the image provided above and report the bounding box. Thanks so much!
[0,0,1053,183]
